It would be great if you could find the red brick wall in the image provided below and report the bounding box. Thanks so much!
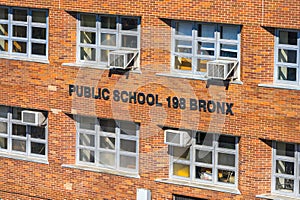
[0,0,299,199]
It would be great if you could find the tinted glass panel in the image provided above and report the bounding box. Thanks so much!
[100,119,116,133]
[13,9,27,21]
[101,16,116,29]
[121,18,138,31]
[31,126,45,139]
[0,39,8,52]
[13,41,26,53]
[13,26,27,38]
[32,27,46,39]
[278,66,297,81]
[172,147,190,160]
[0,137,7,149]
[80,47,96,61]
[79,117,96,130]
[32,10,46,23]
[80,14,96,27]
[279,31,297,45]
[12,139,26,152]
[198,24,215,38]
[12,124,26,137]
[0,106,9,118]
[79,149,95,162]
[79,133,95,147]
[80,31,96,44]
[195,150,212,164]
[277,142,295,157]
[276,160,294,175]
[218,153,235,167]
[32,43,46,56]
[100,136,115,149]
[120,155,136,169]
[175,22,192,36]
[196,132,213,146]
[0,8,8,20]
[220,25,239,40]
[101,33,116,46]
[119,121,136,136]
[0,24,8,36]
[218,135,235,149]
[31,142,45,155]
[0,122,7,134]
[99,152,115,166]
[120,139,136,152]
[278,49,297,63]
[121,35,137,48]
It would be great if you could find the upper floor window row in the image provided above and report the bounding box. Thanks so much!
[77,14,140,70]
[0,7,48,60]
[172,21,241,79]
[275,29,300,86]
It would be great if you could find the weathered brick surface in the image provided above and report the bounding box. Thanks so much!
[0,0,299,199]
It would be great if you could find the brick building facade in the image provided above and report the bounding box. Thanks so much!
[0,0,300,199]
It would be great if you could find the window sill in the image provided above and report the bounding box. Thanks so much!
[0,54,49,64]
[62,164,140,179]
[0,152,48,164]
[155,178,241,195]
[62,62,142,74]
[258,83,300,91]
[156,72,243,85]
[257,193,300,200]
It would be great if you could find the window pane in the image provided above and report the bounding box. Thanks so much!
[218,170,235,184]
[119,121,137,136]
[100,136,115,149]
[32,10,46,23]
[12,139,26,152]
[99,152,115,166]
[197,42,214,56]
[173,163,190,177]
[195,166,212,181]
[13,25,27,38]
[175,40,192,53]
[101,33,116,46]
[32,27,46,39]
[196,59,209,73]
[80,31,96,44]
[174,56,192,71]
[100,119,116,133]
[218,153,235,167]
[220,25,239,40]
[198,24,215,38]
[79,149,95,162]
[121,35,137,48]
[218,135,236,149]
[79,117,96,130]
[277,142,295,157]
[31,126,45,139]
[120,139,136,153]
[80,47,96,61]
[278,66,297,81]
[276,177,294,193]
[279,31,297,45]
[195,150,212,164]
[101,16,116,29]
[0,137,7,149]
[175,22,192,36]
[220,44,238,58]
[0,8,8,20]
[80,14,96,27]
[120,155,136,169]
[0,106,9,118]
[13,41,27,53]
[196,132,213,146]
[100,49,110,62]
[0,39,8,52]
[12,124,26,137]
[0,122,7,134]
[32,43,46,56]
[12,107,23,120]
[172,147,190,161]
[276,160,294,175]
[13,9,27,21]
[31,142,45,155]
[278,49,297,64]
[0,24,8,36]
[121,18,138,31]
[79,133,95,147]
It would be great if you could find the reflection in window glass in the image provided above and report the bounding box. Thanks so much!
[198,24,215,38]
[0,122,7,134]
[31,126,45,139]
[121,35,137,48]
[80,14,96,27]
[220,25,239,40]
[79,149,95,162]
[119,121,137,136]
[79,117,96,130]
[13,41,27,53]
[101,33,116,46]
[175,22,192,36]
[100,49,110,62]
[195,150,212,164]
[31,142,45,155]
[12,139,26,152]
[79,133,95,147]
[276,160,294,175]
[276,142,295,157]
[80,47,96,61]
[100,119,116,133]
[13,26,27,38]
[276,177,294,193]
[32,27,46,39]
[218,153,235,167]
[278,49,297,64]
[0,137,7,149]
[121,18,138,31]
[0,106,9,118]
[120,155,136,169]
[172,147,190,161]
[0,24,8,36]
[13,9,27,21]
[278,66,296,81]
[80,31,96,44]
[99,152,115,166]
[120,139,136,152]
[196,132,213,146]
[279,31,297,45]
[12,124,26,137]
[32,43,46,56]
[101,16,116,29]
[100,136,115,149]
[0,39,8,52]
[32,10,46,23]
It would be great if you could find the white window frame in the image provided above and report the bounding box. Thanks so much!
[169,132,239,188]
[274,29,300,86]
[171,21,240,78]
[0,106,48,162]
[0,6,49,61]
[75,116,139,174]
[272,141,300,197]
[76,14,140,69]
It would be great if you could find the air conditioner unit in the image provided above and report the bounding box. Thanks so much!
[137,188,151,200]
[21,110,46,126]
[108,50,137,69]
[164,130,192,147]
[207,60,237,80]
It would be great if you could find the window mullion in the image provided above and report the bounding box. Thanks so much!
[116,124,120,170]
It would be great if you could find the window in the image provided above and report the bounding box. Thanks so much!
[173,194,207,200]
[169,132,239,187]
[76,116,139,174]
[77,14,140,69]
[0,7,48,60]
[275,30,300,85]
[0,106,48,161]
[172,21,240,77]
[272,141,300,197]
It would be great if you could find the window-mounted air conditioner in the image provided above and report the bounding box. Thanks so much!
[21,110,46,126]
[207,60,237,80]
[108,50,138,69]
[164,130,192,147]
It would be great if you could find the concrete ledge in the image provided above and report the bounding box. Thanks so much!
[257,193,299,200]
[258,84,300,91]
